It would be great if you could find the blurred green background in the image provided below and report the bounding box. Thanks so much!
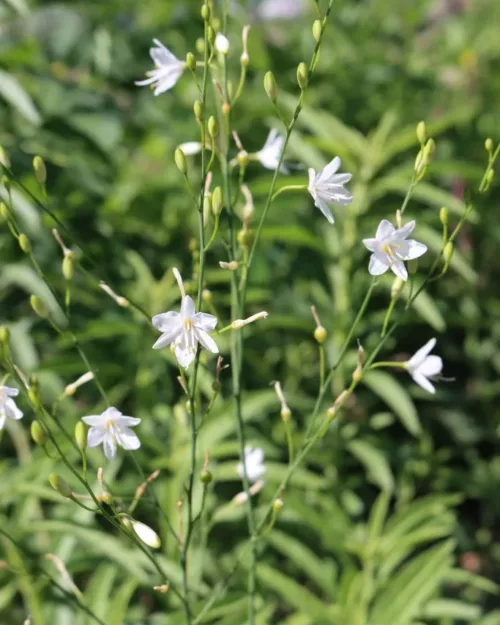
[1,0,500,623]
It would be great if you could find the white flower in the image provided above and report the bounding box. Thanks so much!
[362,219,427,281]
[238,446,266,483]
[215,33,230,55]
[257,129,288,173]
[0,385,23,430]
[405,338,443,394]
[308,156,353,224]
[131,520,161,548]
[178,141,203,156]
[82,407,141,460]
[135,39,184,96]
[152,295,218,368]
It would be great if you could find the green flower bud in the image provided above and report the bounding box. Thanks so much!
[200,468,213,485]
[33,156,47,185]
[264,71,278,102]
[174,148,188,175]
[272,497,284,513]
[0,325,10,344]
[193,99,204,123]
[0,202,9,220]
[296,62,308,90]
[416,121,426,145]
[62,253,74,280]
[0,325,9,360]
[0,146,11,169]
[439,206,448,226]
[202,289,212,303]
[18,234,31,254]
[281,406,291,423]
[196,38,205,55]
[237,150,249,168]
[314,325,327,344]
[186,52,196,71]
[211,186,223,216]
[208,26,216,46]
[312,20,322,42]
[49,473,73,498]
[486,168,494,186]
[31,421,47,446]
[75,422,87,451]
[424,138,435,163]
[443,241,454,264]
[391,276,405,299]
[201,3,210,21]
[208,115,218,138]
[485,138,493,153]
[28,375,40,406]
[30,295,49,319]
[237,228,254,248]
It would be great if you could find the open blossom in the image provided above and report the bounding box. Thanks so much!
[238,446,266,483]
[257,129,288,173]
[152,296,218,368]
[0,385,23,430]
[308,156,353,224]
[362,219,427,281]
[405,338,443,394]
[135,39,184,96]
[82,407,141,460]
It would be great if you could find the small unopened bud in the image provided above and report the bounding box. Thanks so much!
[49,473,73,498]
[219,260,238,271]
[208,26,216,46]
[237,228,254,247]
[28,376,40,405]
[231,311,268,329]
[0,325,9,360]
[31,421,47,446]
[241,24,250,67]
[424,138,435,163]
[443,241,454,264]
[312,20,322,42]
[196,38,205,55]
[264,71,278,102]
[62,253,74,280]
[486,168,494,186]
[18,234,31,254]
[296,62,308,90]
[174,148,188,175]
[186,52,196,71]
[0,202,9,220]
[75,422,86,451]
[485,138,493,153]
[64,371,94,397]
[439,206,448,226]
[208,116,218,138]
[30,295,48,319]
[200,468,213,484]
[0,146,10,169]
[272,497,284,513]
[222,101,231,116]
[212,186,223,215]
[0,326,10,344]
[215,33,230,55]
[281,406,291,422]
[201,3,210,21]
[33,156,47,185]
[202,289,212,302]
[194,100,204,123]
[237,150,249,168]
[414,149,426,178]
[407,259,418,276]
[326,405,337,421]
[314,326,327,344]
[416,121,426,145]
[98,491,113,504]
[153,584,170,594]
[131,520,161,548]
[391,276,405,300]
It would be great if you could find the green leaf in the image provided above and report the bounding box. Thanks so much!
[347,440,394,493]
[0,70,41,125]
[363,370,421,436]
[106,578,140,625]
[421,599,481,620]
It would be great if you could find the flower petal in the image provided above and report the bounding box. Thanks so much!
[193,312,218,331]
[102,407,122,420]
[314,197,334,224]
[103,435,117,460]
[180,296,196,318]
[390,258,408,281]
[411,371,436,394]
[152,311,181,331]
[368,253,389,276]
[376,219,395,241]
[118,428,141,451]
[151,39,178,66]
[116,415,141,427]
[330,172,352,185]
[152,67,184,95]
[178,141,202,155]
[319,156,341,181]
[194,328,219,354]
[5,398,23,420]
[405,239,428,260]
[307,168,317,193]
[406,338,437,370]
[363,237,377,252]
[5,386,19,397]
[417,355,443,378]
[153,328,182,350]
[175,344,196,368]
[82,414,104,426]
[395,220,416,239]
[0,413,6,430]
[87,426,105,448]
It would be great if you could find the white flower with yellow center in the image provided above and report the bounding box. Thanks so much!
[82,407,141,460]
[135,39,185,96]
[362,219,427,281]
[307,156,353,224]
[405,338,443,394]
[0,385,23,430]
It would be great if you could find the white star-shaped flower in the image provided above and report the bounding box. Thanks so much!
[308,156,353,224]
[0,385,23,430]
[405,338,443,394]
[135,39,185,96]
[82,407,141,460]
[152,295,218,368]
[257,129,288,173]
[362,219,427,281]
[238,446,266,483]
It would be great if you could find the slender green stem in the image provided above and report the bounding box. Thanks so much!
[368,361,407,370]
[271,184,307,202]
[381,298,397,337]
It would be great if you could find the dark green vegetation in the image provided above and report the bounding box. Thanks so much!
[1,0,499,623]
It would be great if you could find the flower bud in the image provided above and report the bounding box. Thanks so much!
[0,202,9,220]
[414,149,425,177]
[200,468,213,484]
[215,33,230,55]
[439,206,448,227]
[202,288,212,303]
[312,20,322,42]
[131,520,161,548]
[0,325,10,344]
[49,473,73,498]
[194,100,204,123]
[237,150,249,168]
[222,101,231,116]
[212,186,223,216]
[0,325,9,360]
[296,62,308,90]
[75,422,86,451]
[486,168,494,186]
[208,116,218,138]
[485,138,493,153]
[33,156,47,185]
[281,406,291,423]
[264,71,278,103]
[31,421,47,446]
[30,295,49,319]
[18,234,31,254]
[416,121,426,145]
[237,228,254,248]
[201,3,210,21]
[62,253,74,280]
[314,325,327,344]
[443,241,454,264]
[186,52,196,71]
[208,26,216,46]
[0,146,10,169]
[28,375,40,406]
[196,38,205,55]
[407,259,418,276]
[272,497,284,513]
[424,138,435,163]
[174,148,188,175]
[391,276,405,300]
